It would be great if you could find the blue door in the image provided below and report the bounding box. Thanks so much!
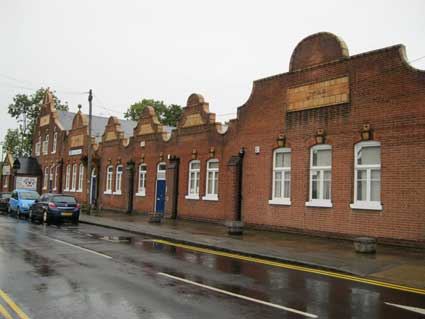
[90,175,97,205]
[155,180,166,214]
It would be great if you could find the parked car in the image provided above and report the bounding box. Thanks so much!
[8,189,40,219]
[29,194,80,225]
[0,192,11,213]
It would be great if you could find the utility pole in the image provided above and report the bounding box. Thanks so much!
[87,89,93,215]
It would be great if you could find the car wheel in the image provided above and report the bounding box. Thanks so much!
[29,209,34,223]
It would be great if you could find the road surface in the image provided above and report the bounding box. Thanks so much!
[0,215,424,318]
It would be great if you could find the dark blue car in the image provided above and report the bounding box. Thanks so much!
[29,194,80,225]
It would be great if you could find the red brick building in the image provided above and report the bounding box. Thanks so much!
[31,32,425,244]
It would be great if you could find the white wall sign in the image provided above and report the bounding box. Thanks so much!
[16,176,37,190]
[2,165,10,176]
[69,149,83,156]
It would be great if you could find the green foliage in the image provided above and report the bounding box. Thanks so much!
[6,88,68,156]
[124,99,183,127]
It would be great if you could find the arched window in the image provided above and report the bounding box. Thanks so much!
[49,166,54,191]
[137,164,147,196]
[203,159,219,200]
[77,163,84,192]
[269,148,291,205]
[65,165,71,190]
[186,160,200,199]
[306,144,332,207]
[71,164,77,191]
[43,134,49,155]
[53,166,57,191]
[350,141,382,210]
[105,165,113,193]
[43,166,49,190]
[114,165,123,194]
[52,131,58,154]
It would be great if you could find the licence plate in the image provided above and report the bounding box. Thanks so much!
[62,212,73,216]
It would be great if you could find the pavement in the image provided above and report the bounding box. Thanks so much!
[79,211,425,290]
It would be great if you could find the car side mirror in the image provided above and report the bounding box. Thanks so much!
[34,199,39,203]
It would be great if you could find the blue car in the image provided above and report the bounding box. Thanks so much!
[8,189,40,219]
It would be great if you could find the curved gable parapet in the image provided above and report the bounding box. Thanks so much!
[41,89,56,114]
[178,93,215,129]
[398,45,425,74]
[289,32,349,72]
[134,106,164,137]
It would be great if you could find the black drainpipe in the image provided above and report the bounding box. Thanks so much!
[236,147,245,221]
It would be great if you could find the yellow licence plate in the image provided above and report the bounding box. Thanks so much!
[62,212,73,216]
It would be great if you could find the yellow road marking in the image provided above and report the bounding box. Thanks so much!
[153,239,425,296]
[0,290,30,319]
[0,303,13,319]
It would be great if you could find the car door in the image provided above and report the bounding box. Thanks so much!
[9,191,17,211]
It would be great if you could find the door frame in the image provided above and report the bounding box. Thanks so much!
[154,162,166,213]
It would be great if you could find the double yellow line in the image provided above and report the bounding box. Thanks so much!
[154,239,425,296]
[0,290,30,319]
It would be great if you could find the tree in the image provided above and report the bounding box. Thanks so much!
[6,88,68,156]
[124,99,183,127]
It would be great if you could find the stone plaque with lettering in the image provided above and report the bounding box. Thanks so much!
[287,76,349,112]
[40,115,50,127]
[104,131,116,142]
[70,135,84,147]
[182,113,205,128]
[138,124,154,135]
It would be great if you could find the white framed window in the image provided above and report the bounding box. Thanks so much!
[43,166,49,190]
[65,164,71,190]
[114,165,123,195]
[49,166,54,191]
[306,144,332,207]
[77,163,84,192]
[35,136,41,156]
[105,165,113,194]
[136,164,147,196]
[53,166,57,191]
[186,160,200,200]
[71,164,77,191]
[350,141,382,210]
[42,134,49,155]
[203,159,219,201]
[52,131,57,154]
[269,148,291,205]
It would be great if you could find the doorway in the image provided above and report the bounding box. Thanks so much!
[155,162,166,214]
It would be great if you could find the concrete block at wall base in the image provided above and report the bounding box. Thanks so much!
[354,237,377,253]
[149,213,162,224]
[225,220,244,235]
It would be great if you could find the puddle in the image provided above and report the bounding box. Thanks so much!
[87,233,133,243]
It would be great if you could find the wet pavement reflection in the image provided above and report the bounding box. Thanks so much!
[0,216,424,319]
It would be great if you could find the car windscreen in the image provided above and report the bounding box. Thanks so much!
[20,192,39,200]
[0,193,11,199]
[52,196,76,204]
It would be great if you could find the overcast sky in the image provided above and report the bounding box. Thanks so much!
[1,0,424,151]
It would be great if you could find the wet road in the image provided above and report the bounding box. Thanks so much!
[0,215,424,319]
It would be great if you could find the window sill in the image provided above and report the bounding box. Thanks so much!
[135,192,146,197]
[76,189,82,193]
[185,194,200,200]
[112,191,122,196]
[269,198,291,206]
[70,189,76,192]
[350,202,382,211]
[104,191,113,195]
[202,195,218,201]
[305,201,333,208]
